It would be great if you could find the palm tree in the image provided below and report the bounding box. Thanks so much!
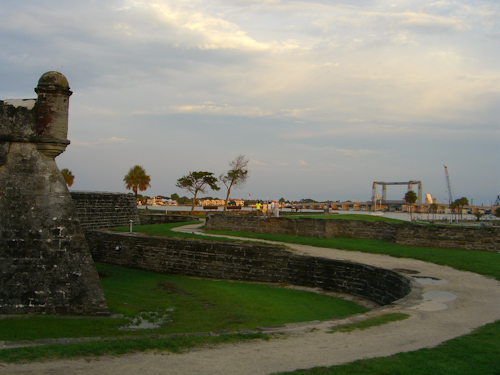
[404,190,418,222]
[124,165,151,203]
[61,168,74,187]
[456,197,469,220]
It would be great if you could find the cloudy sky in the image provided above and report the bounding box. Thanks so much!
[1,0,499,204]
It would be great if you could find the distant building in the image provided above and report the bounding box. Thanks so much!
[229,199,245,206]
[199,199,226,206]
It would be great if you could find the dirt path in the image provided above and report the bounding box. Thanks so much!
[2,224,500,375]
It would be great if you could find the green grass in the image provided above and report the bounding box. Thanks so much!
[112,222,278,246]
[328,313,410,333]
[0,264,367,342]
[112,221,205,238]
[0,333,267,363]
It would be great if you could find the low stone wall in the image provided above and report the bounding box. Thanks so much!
[205,215,499,252]
[395,224,500,250]
[70,191,140,230]
[87,231,412,306]
[205,215,396,241]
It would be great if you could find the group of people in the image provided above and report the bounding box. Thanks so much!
[255,200,280,218]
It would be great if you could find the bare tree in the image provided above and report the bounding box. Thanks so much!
[220,155,249,212]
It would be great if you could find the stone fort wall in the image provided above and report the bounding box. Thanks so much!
[86,230,412,306]
[69,191,197,230]
[70,191,140,230]
[0,73,108,315]
[205,215,499,252]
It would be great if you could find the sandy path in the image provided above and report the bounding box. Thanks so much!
[2,224,500,375]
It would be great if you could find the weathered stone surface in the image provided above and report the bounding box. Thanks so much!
[87,231,411,306]
[70,191,140,230]
[0,73,108,315]
[205,214,499,252]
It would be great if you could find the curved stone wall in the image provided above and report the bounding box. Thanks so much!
[86,231,412,306]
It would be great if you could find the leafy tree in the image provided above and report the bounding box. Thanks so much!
[219,155,249,212]
[474,212,484,221]
[124,165,151,202]
[61,168,74,187]
[300,198,317,203]
[179,196,192,205]
[279,198,285,203]
[404,190,418,221]
[176,171,220,214]
[496,207,500,218]
[228,200,236,206]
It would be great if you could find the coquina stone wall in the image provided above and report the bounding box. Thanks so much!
[70,191,140,230]
[395,224,499,250]
[205,215,499,252]
[69,193,198,229]
[87,231,412,306]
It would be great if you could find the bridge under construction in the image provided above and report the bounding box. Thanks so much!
[371,180,422,211]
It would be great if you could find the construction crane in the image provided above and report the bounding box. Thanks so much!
[444,165,454,204]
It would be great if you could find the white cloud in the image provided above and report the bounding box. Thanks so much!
[171,103,271,117]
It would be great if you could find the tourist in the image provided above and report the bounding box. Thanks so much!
[274,200,280,218]
[256,201,261,217]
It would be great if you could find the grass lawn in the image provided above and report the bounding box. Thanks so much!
[112,221,278,246]
[0,264,367,342]
[0,333,268,363]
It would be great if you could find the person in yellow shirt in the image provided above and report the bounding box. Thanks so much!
[255,201,262,217]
